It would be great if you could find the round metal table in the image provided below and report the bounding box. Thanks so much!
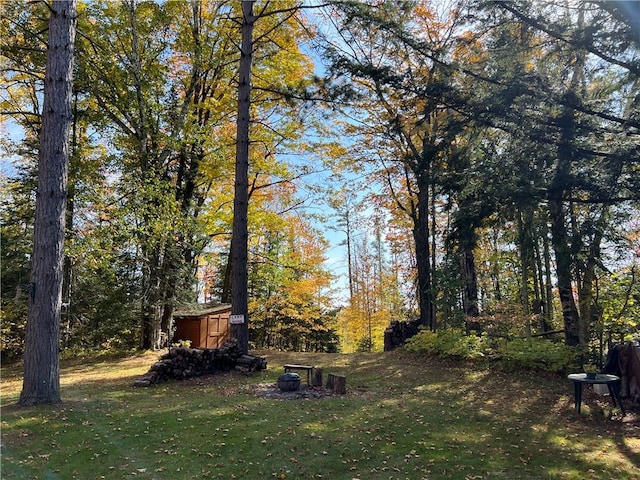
[567,373,625,416]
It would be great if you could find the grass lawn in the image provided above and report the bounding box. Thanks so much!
[1,349,639,479]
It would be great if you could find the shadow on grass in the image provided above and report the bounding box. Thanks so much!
[1,349,638,479]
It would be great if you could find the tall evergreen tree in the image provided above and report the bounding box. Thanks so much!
[20,0,77,406]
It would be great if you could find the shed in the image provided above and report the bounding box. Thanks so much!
[173,304,232,349]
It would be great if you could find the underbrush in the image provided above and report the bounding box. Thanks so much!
[404,328,580,374]
[494,337,580,373]
[403,328,490,360]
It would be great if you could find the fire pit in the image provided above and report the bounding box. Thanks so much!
[277,372,301,392]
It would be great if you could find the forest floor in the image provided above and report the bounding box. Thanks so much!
[1,349,639,479]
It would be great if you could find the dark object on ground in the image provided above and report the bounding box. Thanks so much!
[283,364,314,384]
[251,383,338,400]
[133,339,266,386]
[326,373,346,394]
[312,368,323,387]
[277,373,301,391]
[567,373,626,416]
[384,319,421,351]
[603,340,640,405]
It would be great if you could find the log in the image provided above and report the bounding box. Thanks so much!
[312,368,323,387]
[237,354,256,366]
[326,373,346,394]
[134,345,266,386]
[333,375,346,394]
[326,373,334,391]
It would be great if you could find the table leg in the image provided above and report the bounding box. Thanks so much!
[607,382,626,416]
[574,381,582,413]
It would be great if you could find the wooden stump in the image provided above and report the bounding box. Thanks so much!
[312,368,323,387]
[326,373,334,390]
[326,373,346,394]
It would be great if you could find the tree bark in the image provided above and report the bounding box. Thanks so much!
[140,243,162,350]
[517,208,533,338]
[221,251,232,304]
[230,0,255,355]
[346,207,354,301]
[541,217,554,330]
[549,9,587,348]
[413,185,434,329]
[461,241,480,318]
[548,104,580,346]
[326,373,346,394]
[312,368,323,387]
[549,197,581,346]
[20,0,76,406]
[577,208,607,347]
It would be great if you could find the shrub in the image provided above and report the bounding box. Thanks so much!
[404,328,490,360]
[356,336,374,353]
[404,328,439,355]
[404,328,580,374]
[494,337,580,373]
[0,301,27,361]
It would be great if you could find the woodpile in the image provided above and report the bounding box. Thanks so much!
[133,339,267,387]
[384,319,421,351]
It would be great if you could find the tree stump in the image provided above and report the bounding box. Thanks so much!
[312,368,323,387]
[326,373,346,394]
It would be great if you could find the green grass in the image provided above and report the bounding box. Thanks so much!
[1,350,639,479]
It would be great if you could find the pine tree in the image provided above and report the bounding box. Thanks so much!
[20,0,77,406]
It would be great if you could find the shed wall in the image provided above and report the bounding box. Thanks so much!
[174,307,231,348]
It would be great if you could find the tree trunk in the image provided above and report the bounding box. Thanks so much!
[140,242,162,350]
[230,0,255,355]
[20,0,76,406]
[346,207,354,302]
[461,242,479,318]
[548,197,581,346]
[413,185,434,329]
[541,218,554,330]
[548,108,581,346]
[430,183,438,315]
[549,17,586,348]
[490,228,502,301]
[517,208,532,338]
[61,90,79,349]
[577,207,607,347]
[221,251,232,304]
[533,230,547,330]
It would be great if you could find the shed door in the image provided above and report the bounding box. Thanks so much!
[206,313,228,348]
[176,317,202,347]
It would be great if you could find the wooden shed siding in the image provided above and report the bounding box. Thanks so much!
[173,305,232,349]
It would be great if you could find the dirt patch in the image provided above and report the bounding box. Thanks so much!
[250,383,339,400]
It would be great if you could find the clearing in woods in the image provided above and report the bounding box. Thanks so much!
[1,349,639,479]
